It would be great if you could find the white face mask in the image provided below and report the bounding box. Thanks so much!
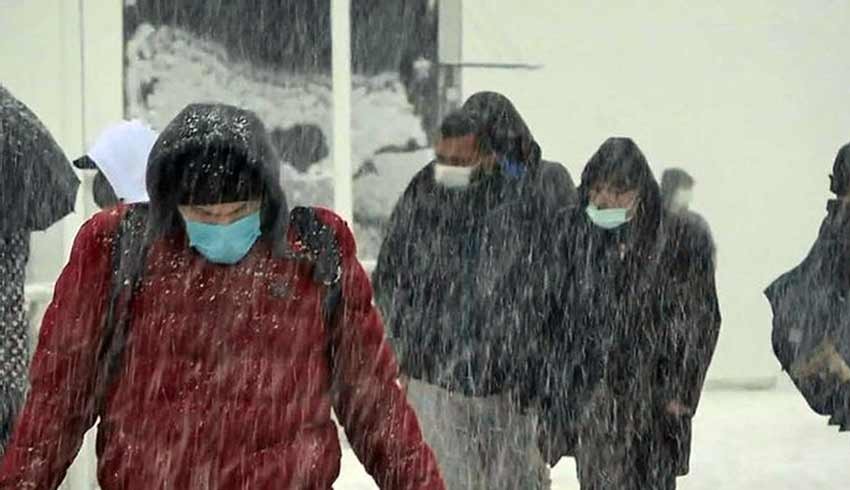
[672,189,694,209]
[433,163,477,189]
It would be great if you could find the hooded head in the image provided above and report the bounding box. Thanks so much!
[431,111,498,189]
[578,137,662,243]
[660,168,695,213]
[830,143,850,197]
[146,103,289,255]
[460,91,541,171]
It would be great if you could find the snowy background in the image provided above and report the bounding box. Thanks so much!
[125,24,431,259]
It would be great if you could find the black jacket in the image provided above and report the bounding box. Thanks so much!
[520,139,720,471]
[765,199,850,430]
[372,159,575,396]
[0,232,30,453]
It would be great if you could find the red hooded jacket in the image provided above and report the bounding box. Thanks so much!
[0,205,444,490]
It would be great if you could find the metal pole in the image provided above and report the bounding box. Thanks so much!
[437,0,464,126]
[331,0,353,223]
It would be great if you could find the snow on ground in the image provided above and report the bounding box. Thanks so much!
[335,382,850,489]
[125,24,427,258]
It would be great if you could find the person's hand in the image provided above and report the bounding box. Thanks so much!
[396,374,410,390]
[792,338,843,379]
[665,400,692,417]
[826,350,850,383]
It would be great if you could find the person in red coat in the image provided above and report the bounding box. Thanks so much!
[0,103,445,490]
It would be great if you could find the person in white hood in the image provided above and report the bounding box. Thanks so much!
[73,120,158,208]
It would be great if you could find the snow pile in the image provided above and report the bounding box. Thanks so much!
[125,24,428,257]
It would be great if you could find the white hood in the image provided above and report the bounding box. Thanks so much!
[87,120,158,204]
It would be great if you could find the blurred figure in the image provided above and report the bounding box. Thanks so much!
[269,123,329,173]
[0,85,80,453]
[660,168,712,237]
[766,142,850,431]
[372,93,574,490]
[660,168,694,215]
[73,119,158,208]
[526,138,720,489]
[0,104,444,490]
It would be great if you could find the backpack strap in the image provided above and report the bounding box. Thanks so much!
[93,205,149,416]
[289,206,343,321]
[289,206,344,361]
[289,207,342,285]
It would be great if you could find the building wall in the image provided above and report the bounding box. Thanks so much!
[1,0,123,281]
[1,0,86,283]
[1,1,122,488]
[461,0,850,384]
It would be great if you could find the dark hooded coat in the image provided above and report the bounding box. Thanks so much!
[372,92,576,397]
[765,144,850,430]
[765,157,850,430]
[0,104,444,490]
[0,232,30,454]
[518,138,720,480]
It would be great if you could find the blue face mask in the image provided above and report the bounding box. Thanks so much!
[184,211,262,264]
[586,204,632,230]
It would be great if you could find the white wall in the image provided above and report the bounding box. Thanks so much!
[1,1,122,488]
[462,0,850,383]
[1,0,86,281]
[1,0,124,274]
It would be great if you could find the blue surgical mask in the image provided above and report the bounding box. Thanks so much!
[184,211,262,264]
[586,204,632,230]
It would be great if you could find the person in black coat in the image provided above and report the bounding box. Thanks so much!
[765,142,850,431]
[660,169,712,235]
[372,96,574,489]
[522,137,720,489]
[460,91,576,210]
[0,233,30,454]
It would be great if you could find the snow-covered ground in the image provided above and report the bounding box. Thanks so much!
[336,382,849,489]
[125,24,429,259]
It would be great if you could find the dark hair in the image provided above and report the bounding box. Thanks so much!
[174,146,264,205]
[460,91,541,167]
[92,171,120,209]
[830,143,850,196]
[661,168,695,203]
[579,137,662,247]
[439,110,480,139]
[581,139,652,194]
